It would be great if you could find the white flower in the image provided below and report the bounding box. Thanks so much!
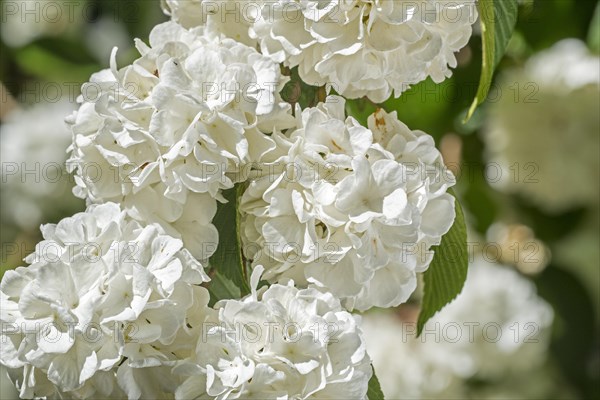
[68,21,293,259]
[0,99,82,231]
[249,0,477,102]
[362,258,555,399]
[174,266,372,400]
[483,39,600,213]
[0,203,212,399]
[241,96,456,310]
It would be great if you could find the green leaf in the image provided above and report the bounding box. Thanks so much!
[208,183,251,297]
[417,189,468,336]
[206,272,242,307]
[588,2,600,54]
[14,44,99,83]
[465,0,518,122]
[367,366,385,400]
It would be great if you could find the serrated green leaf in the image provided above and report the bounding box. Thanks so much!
[208,184,250,297]
[465,0,518,122]
[417,189,468,336]
[367,366,385,400]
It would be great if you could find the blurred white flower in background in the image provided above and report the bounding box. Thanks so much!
[485,222,550,275]
[362,258,556,399]
[0,99,82,232]
[1,0,86,47]
[483,39,600,213]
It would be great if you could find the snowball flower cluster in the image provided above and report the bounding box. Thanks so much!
[0,217,373,400]
[362,258,555,399]
[483,39,600,213]
[1,1,466,397]
[241,96,456,310]
[163,0,478,102]
[0,203,211,399]
[174,266,372,399]
[67,21,292,259]
[253,0,478,102]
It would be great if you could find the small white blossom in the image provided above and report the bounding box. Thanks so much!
[68,21,293,259]
[0,203,212,399]
[174,266,372,399]
[241,96,456,310]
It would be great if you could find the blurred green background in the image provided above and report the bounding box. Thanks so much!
[1,0,598,399]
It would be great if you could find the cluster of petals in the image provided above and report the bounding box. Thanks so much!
[253,0,478,102]
[174,266,372,399]
[161,0,258,46]
[67,21,293,259]
[162,0,478,102]
[0,203,212,399]
[0,2,468,398]
[0,204,373,399]
[241,96,456,310]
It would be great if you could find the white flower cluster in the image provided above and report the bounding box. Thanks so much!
[1,0,464,397]
[67,21,292,259]
[0,203,211,399]
[362,258,555,399]
[241,97,456,310]
[0,207,372,399]
[161,0,478,102]
[67,17,456,314]
[174,266,372,399]
[483,39,600,213]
